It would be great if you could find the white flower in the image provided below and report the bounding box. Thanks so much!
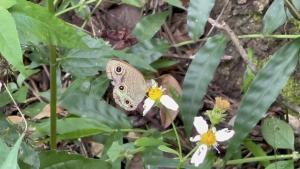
[190,116,234,167]
[143,80,179,116]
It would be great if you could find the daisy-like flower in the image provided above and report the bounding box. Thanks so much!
[190,116,234,167]
[143,80,179,116]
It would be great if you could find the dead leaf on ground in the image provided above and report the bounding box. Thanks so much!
[158,74,182,128]
[6,115,24,124]
[89,141,104,157]
[33,104,65,120]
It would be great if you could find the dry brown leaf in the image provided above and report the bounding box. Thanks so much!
[158,74,182,128]
[89,141,104,157]
[6,115,24,124]
[33,104,65,120]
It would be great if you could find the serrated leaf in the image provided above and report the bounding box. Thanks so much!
[261,118,294,150]
[39,150,111,169]
[0,7,27,76]
[11,0,87,49]
[60,92,132,129]
[122,0,146,7]
[180,34,228,135]
[132,11,169,42]
[0,0,16,9]
[164,0,185,9]
[265,160,294,169]
[243,139,269,167]
[187,0,215,40]
[33,117,113,140]
[262,0,300,34]
[225,38,300,159]
[0,134,24,169]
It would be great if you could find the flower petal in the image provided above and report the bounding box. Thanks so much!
[193,116,208,135]
[150,79,158,87]
[190,135,201,142]
[142,98,155,116]
[160,95,179,111]
[191,144,208,167]
[215,128,235,142]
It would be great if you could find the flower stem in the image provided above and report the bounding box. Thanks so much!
[55,0,97,16]
[226,152,300,165]
[48,0,57,150]
[171,120,182,160]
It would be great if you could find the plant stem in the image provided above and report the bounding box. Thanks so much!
[226,152,300,165]
[238,34,300,39]
[55,0,97,16]
[48,0,57,150]
[171,121,182,160]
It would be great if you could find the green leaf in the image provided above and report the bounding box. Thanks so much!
[19,143,40,169]
[132,11,169,42]
[262,0,300,34]
[180,34,228,135]
[225,38,300,159]
[243,139,269,167]
[39,150,111,169]
[0,139,10,162]
[158,145,179,156]
[122,0,146,7]
[0,7,27,76]
[261,118,294,150]
[265,160,294,169]
[164,0,185,9]
[11,0,87,49]
[106,141,123,162]
[33,117,112,140]
[0,85,28,107]
[0,134,24,169]
[150,58,178,70]
[135,137,165,147]
[130,39,170,64]
[23,102,47,118]
[60,92,132,129]
[187,0,215,40]
[0,0,16,9]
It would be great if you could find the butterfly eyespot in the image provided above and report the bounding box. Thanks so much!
[119,85,124,90]
[125,100,130,104]
[114,66,123,75]
[130,105,133,108]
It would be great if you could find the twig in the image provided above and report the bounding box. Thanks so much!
[2,82,28,133]
[207,18,300,115]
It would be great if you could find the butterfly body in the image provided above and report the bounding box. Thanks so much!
[106,59,147,111]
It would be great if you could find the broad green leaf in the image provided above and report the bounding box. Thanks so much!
[130,39,170,64]
[132,11,169,42]
[39,150,111,169]
[33,118,112,140]
[0,134,24,169]
[180,34,228,135]
[11,0,87,49]
[0,86,28,107]
[225,38,300,159]
[0,139,10,162]
[23,102,47,117]
[135,137,165,147]
[261,118,294,150]
[0,0,16,9]
[107,141,123,162]
[243,139,269,167]
[164,0,185,9]
[158,145,179,156]
[262,0,300,34]
[60,92,132,129]
[187,0,215,40]
[122,0,146,7]
[0,7,26,76]
[265,160,294,169]
[19,143,40,169]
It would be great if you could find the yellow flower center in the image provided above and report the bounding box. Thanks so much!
[215,97,230,110]
[147,87,162,101]
[200,130,216,146]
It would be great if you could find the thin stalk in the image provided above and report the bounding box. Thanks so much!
[55,0,97,16]
[48,0,57,150]
[226,152,299,165]
[238,34,300,39]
